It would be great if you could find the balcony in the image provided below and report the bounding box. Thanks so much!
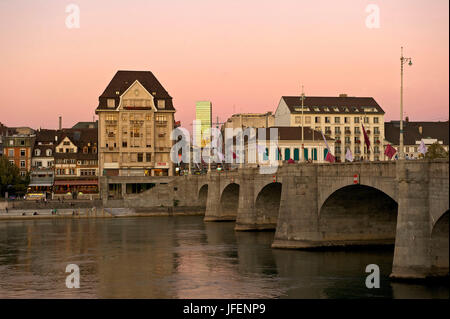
[105,120,117,125]
[345,130,351,135]
[156,120,167,126]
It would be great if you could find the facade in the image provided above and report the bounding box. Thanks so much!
[53,128,99,199]
[384,120,449,159]
[96,70,176,177]
[195,101,212,148]
[28,129,59,199]
[222,112,274,132]
[242,126,334,166]
[0,122,16,156]
[274,94,385,162]
[3,127,36,176]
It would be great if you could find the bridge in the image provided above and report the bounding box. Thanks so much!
[101,159,449,280]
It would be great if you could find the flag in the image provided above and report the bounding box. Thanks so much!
[384,144,397,159]
[418,140,428,155]
[345,148,353,162]
[288,158,295,164]
[361,123,371,151]
[232,151,237,159]
[325,152,335,163]
[321,130,335,163]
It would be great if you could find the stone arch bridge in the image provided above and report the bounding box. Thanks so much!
[188,160,449,280]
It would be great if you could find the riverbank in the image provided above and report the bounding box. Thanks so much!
[0,206,205,220]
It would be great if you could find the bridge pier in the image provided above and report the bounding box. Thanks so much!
[271,165,323,248]
[391,160,449,280]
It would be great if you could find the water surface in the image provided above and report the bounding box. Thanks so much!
[0,216,447,298]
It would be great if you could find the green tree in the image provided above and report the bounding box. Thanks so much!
[0,156,28,198]
[425,142,449,160]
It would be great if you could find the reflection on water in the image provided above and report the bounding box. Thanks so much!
[0,216,447,298]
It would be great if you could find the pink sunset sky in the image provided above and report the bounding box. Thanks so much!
[0,0,448,130]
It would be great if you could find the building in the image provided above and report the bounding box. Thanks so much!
[195,101,212,148]
[222,112,274,132]
[240,126,334,166]
[3,127,36,176]
[96,70,176,177]
[53,128,99,199]
[274,94,385,162]
[72,121,98,129]
[384,120,449,160]
[0,122,16,156]
[27,129,59,199]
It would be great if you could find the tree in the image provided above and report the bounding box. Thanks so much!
[425,142,449,160]
[0,156,28,198]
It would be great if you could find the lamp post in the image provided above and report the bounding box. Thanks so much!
[300,85,305,162]
[399,46,412,160]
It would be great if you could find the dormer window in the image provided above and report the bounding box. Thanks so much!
[83,146,88,154]
[46,149,52,156]
[107,99,115,108]
[157,100,165,109]
[35,149,41,156]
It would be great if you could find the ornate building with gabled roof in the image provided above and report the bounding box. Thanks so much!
[95,70,176,178]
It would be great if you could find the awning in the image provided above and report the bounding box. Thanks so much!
[28,183,53,187]
[54,180,98,186]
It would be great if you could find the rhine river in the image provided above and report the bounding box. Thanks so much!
[0,216,448,298]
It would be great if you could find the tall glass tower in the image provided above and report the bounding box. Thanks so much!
[195,101,212,148]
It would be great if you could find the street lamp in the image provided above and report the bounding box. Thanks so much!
[399,46,412,160]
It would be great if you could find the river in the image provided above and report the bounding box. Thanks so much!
[0,216,448,298]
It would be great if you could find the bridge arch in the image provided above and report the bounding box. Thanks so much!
[219,183,240,218]
[198,184,208,208]
[318,184,398,245]
[254,182,282,229]
[430,210,449,276]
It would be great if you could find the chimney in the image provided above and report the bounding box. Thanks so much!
[339,93,348,97]
[405,116,409,123]
[419,126,423,135]
[59,116,62,130]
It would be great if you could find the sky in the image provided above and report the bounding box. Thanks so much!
[0,0,448,130]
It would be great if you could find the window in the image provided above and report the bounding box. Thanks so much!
[35,149,41,156]
[354,127,360,134]
[20,140,25,146]
[304,116,311,124]
[295,116,301,124]
[9,160,14,165]
[83,147,88,154]
[46,149,52,156]
[315,117,321,123]
[364,117,369,123]
[9,140,13,146]
[137,153,143,162]
[107,99,115,108]
[59,148,63,153]
[63,141,70,145]
[146,153,151,162]
[374,117,379,124]
[8,149,14,157]
[345,136,351,144]
[122,141,127,147]
[325,127,331,134]
[335,127,341,134]
[374,127,380,134]
[344,117,350,123]
[20,171,26,177]
[354,117,360,124]
[334,117,340,124]
[20,149,26,157]
[145,113,152,121]
[20,160,25,168]
[325,117,331,123]
[157,100,165,109]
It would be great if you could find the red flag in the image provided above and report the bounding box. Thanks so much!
[325,152,335,163]
[232,151,236,159]
[361,124,371,151]
[288,158,295,164]
[384,144,397,159]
